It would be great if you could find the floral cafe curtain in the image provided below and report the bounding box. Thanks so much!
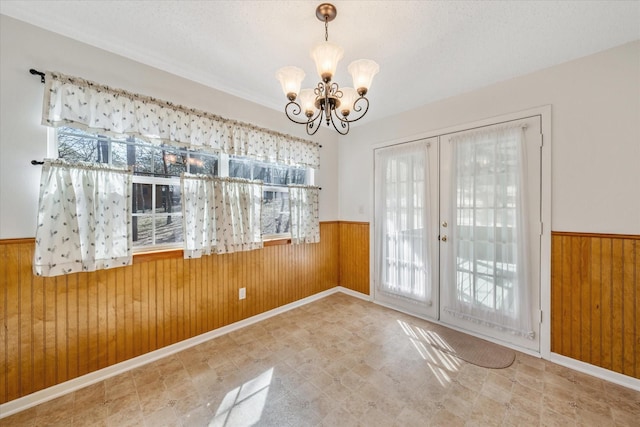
[41,71,320,169]
[214,177,263,254]
[33,160,133,277]
[181,173,217,259]
[288,185,320,244]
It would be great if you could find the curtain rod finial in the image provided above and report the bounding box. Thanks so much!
[29,68,45,83]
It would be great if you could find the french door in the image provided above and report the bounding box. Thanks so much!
[374,138,439,319]
[374,116,542,352]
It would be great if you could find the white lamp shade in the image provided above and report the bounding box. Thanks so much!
[339,87,358,115]
[310,41,344,81]
[298,89,318,115]
[275,66,306,99]
[348,59,379,94]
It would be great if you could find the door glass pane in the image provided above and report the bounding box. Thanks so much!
[444,126,534,340]
[375,141,433,305]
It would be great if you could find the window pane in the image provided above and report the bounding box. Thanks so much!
[150,147,181,177]
[160,149,187,177]
[252,163,269,182]
[230,158,252,179]
[271,165,288,185]
[188,153,217,175]
[95,138,110,164]
[134,144,154,174]
[111,141,128,167]
[132,183,153,213]
[132,215,153,247]
[262,191,290,235]
[58,130,99,163]
[155,215,183,245]
[289,167,308,185]
[255,163,287,185]
[252,162,307,185]
[156,184,182,214]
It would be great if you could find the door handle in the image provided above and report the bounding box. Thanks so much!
[441,235,447,242]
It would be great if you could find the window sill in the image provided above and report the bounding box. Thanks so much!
[132,239,292,263]
[263,238,291,247]
[133,248,183,263]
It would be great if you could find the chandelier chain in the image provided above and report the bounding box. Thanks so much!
[324,17,329,41]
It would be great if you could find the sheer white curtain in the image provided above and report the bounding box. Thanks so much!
[33,160,133,276]
[375,141,433,303]
[214,177,263,254]
[181,173,217,258]
[289,185,320,244]
[444,126,533,339]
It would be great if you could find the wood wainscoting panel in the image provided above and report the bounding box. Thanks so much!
[551,231,639,379]
[338,222,370,295]
[0,222,339,404]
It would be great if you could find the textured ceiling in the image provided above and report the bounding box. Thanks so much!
[2,1,639,124]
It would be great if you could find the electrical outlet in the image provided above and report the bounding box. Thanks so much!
[239,287,246,300]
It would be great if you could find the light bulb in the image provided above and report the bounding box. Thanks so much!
[310,41,344,82]
[275,66,305,101]
[348,59,379,95]
[339,87,358,116]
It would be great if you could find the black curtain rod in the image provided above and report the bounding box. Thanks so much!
[29,68,45,83]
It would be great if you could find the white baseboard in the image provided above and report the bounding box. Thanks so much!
[3,287,638,418]
[335,286,373,301]
[0,287,340,419]
[371,298,640,389]
[548,352,640,392]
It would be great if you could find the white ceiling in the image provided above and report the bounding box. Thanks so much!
[2,1,639,124]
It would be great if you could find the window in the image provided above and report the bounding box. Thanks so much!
[56,127,313,250]
[228,156,309,239]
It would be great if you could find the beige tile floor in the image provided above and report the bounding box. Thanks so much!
[3,293,639,426]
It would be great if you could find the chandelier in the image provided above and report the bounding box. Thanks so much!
[276,3,379,135]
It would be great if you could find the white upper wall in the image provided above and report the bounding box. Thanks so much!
[2,15,638,238]
[0,15,339,239]
[340,41,640,235]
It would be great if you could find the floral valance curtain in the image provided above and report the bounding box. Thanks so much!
[288,185,320,244]
[33,160,133,277]
[41,71,320,169]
